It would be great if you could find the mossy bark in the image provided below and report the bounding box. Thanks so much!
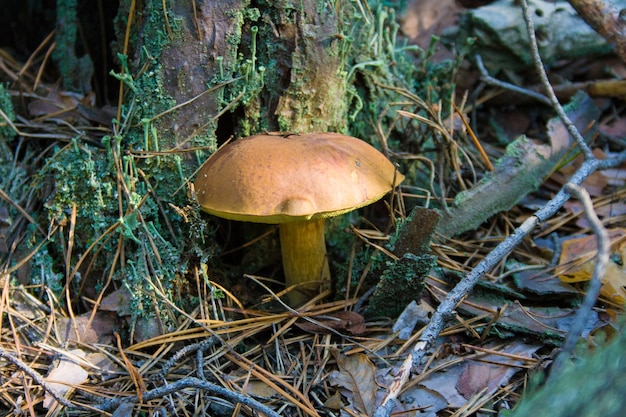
[115,0,248,151]
[436,92,600,237]
[52,0,94,94]
[115,0,350,152]
[510,321,626,417]
[271,0,348,132]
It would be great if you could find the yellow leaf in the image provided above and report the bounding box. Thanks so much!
[557,229,626,304]
[593,256,626,304]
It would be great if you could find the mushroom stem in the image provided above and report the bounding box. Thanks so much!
[279,218,331,305]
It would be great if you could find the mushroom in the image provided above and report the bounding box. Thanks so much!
[194,132,404,304]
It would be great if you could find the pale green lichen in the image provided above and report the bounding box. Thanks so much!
[344,5,458,151]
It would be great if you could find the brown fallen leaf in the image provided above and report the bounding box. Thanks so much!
[28,90,95,124]
[244,380,279,398]
[57,311,116,345]
[99,287,133,315]
[295,310,365,335]
[599,114,626,139]
[401,0,461,62]
[324,390,344,410]
[85,351,122,379]
[330,349,378,416]
[456,340,539,399]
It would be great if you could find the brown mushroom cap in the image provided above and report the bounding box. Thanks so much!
[195,133,404,223]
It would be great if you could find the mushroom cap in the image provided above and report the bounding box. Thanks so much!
[194,133,405,223]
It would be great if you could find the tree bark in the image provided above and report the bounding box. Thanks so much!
[115,0,351,152]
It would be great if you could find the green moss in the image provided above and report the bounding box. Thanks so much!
[510,322,626,417]
[390,207,441,256]
[28,133,197,315]
[368,253,435,317]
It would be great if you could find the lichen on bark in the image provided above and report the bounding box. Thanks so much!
[272,0,349,132]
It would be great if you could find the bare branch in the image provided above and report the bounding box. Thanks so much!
[98,376,282,417]
[521,0,595,159]
[475,54,552,106]
[0,347,77,409]
[550,183,610,378]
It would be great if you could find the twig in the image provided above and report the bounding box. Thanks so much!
[549,183,610,378]
[154,337,218,380]
[520,0,595,160]
[474,54,552,106]
[97,376,281,417]
[373,152,626,417]
[0,347,77,409]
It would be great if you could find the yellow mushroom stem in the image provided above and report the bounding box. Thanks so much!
[279,218,331,305]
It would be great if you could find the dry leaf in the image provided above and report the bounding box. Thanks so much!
[565,199,626,229]
[28,90,95,123]
[456,341,540,399]
[324,390,344,410]
[457,362,506,398]
[244,380,279,398]
[43,349,89,409]
[401,0,461,62]
[99,287,133,315]
[57,311,116,344]
[330,350,378,416]
[393,300,433,340]
[558,228,626,304]
[599,115,626,139]
[295,311,365,335]
[554,149,609,197]
[85,352,122,379]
